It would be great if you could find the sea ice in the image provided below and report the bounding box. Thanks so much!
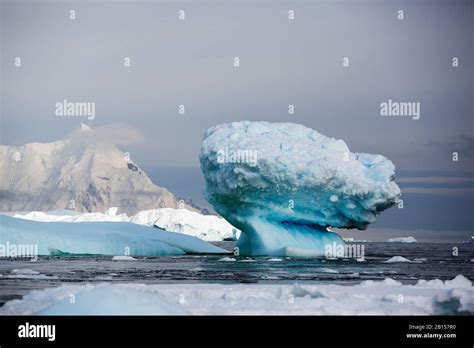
[111,256,137,261]
[1,275,472,315]
[200,121,401,256]
[386,236,417,243]
[3,269,57,280]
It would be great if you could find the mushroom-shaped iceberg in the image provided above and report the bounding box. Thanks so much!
[200,121,401,257]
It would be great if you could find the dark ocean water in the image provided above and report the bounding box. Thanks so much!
[0,242,472,307]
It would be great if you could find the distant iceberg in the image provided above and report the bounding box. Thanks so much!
[385,256,411,263]
[200,121,401,256]
[0,215,226,256]
[386,236,417,243]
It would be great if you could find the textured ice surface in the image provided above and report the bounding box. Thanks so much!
[1,275,472,315]
[130,208,239,241]
[0,215,226,256]
[200,121,401,256]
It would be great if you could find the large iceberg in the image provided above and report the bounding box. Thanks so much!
[200,121,401,256]
[0,215,226,256]
[13,207,239,242]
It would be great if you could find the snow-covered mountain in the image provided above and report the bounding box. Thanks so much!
[0,124,194,214]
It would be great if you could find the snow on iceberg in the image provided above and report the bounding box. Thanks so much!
[200,121,401,256]
[130,208,239,241]
[0,215,226,256]
[386,236,417,243]
[1,275,472,315]
[13,208,239,242]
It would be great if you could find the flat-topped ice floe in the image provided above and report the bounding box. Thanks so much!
[0,215,227,256]
[200,121,401,256]
[386,236,417,243]
[13,208,239,242]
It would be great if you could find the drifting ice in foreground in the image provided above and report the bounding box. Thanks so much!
[1,275,471,315]
[0,215,226,256]
[200,121,401,256]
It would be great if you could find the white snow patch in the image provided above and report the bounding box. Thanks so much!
[414,258,428,263]
[105,207,118,216]
[11,269,40,275]
[319,268,338,274]
[112,256,137,261]
[93,276,113,281]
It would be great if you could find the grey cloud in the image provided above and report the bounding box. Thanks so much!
[398,176,474,184]
[67,123,145,145]
[401,187,474,196]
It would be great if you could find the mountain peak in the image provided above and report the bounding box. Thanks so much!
[79,123,94,132]
[0,131,198,214]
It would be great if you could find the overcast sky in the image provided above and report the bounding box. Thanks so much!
[1,0,473,170]
[1,0,473,240]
